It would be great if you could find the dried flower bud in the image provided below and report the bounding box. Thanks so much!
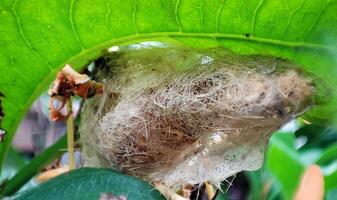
[48,65,104,121]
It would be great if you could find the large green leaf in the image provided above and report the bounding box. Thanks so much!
[14,168,164,200]
[1,0,337,169]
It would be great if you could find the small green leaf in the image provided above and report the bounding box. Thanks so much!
[267,132,305,200]
[295,124,337,149]
[0,148,26,181]
[318,143,337,191]
[316,143,337,165]
[324,166,337,191]
[14,168,164,200]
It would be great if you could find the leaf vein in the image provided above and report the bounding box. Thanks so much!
[104,0,116,38]
[175,0,182,32]
[11,1,53,70]
[69,0,85,50]
[282,0,305,40]
[199,0,204,32]
[305,0,329,41]
[216,0,225,33]
[48,26,73,57]
[132,0,139,34]
[251,0,265,35]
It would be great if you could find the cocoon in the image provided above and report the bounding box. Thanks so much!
[80,47,313,187]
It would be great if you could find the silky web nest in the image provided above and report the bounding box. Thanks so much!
[80,46,313,188]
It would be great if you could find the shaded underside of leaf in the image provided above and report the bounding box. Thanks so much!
[14,168,165,200]
[0,0,337,168]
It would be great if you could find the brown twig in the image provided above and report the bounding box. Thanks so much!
[66,100,75,170]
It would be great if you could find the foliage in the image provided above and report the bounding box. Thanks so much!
[244,124,337,200]
[14,168,164,200]
[1,0,337,168]
[0,0,336,199]
[1,134,68,196]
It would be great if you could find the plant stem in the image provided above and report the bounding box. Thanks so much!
[66,100,75,170]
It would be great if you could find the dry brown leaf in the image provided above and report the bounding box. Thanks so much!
[36,166,69,182]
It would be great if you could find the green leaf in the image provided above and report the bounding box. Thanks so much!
[316,143,337,165]
[1,134,68,197]
[14,168,164,200]
[245,171,266,200]
[245,170,282,200]
[324,165,337,191]
[0,148,36,195]
[295,124,337,149]
[317,143,337,191]
[1,0,337,169]
[0,148,26,182]
[267,132,305,200]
